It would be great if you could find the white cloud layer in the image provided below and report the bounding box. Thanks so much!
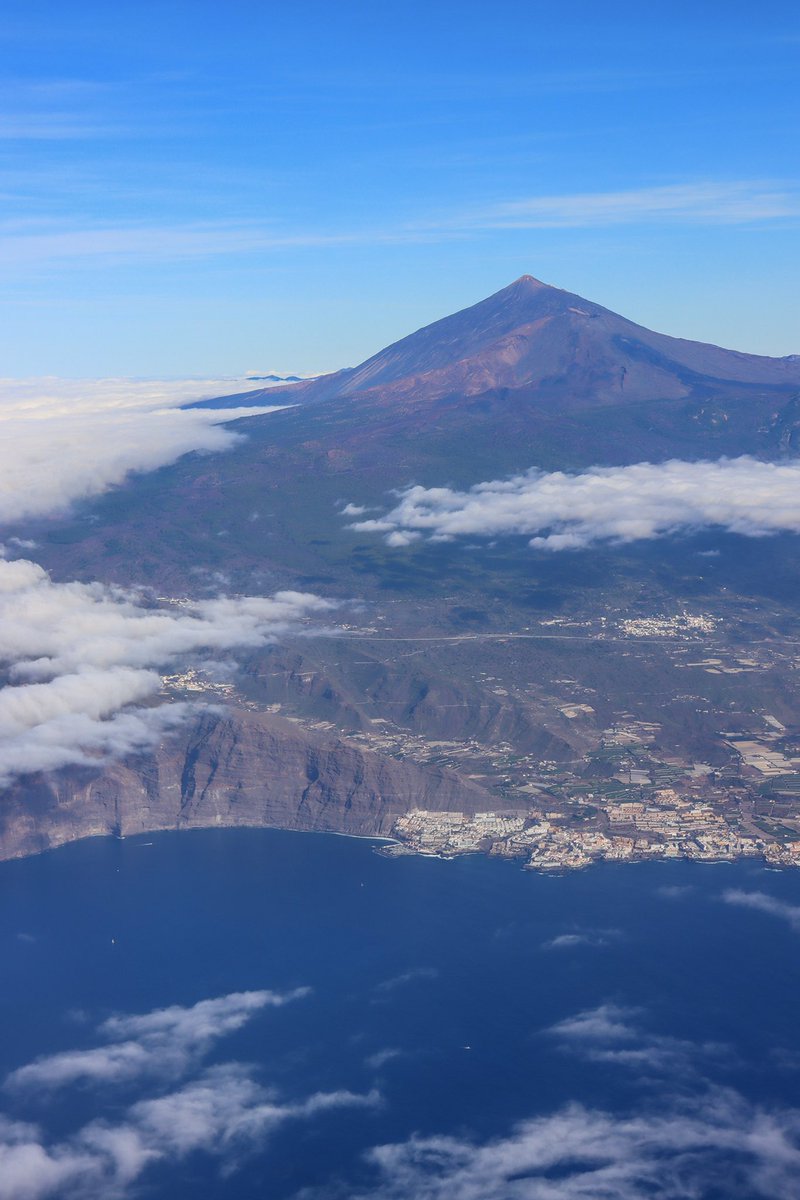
[0,376,288,524]
[350,456,800,551]
[0,990,378,1200]
[0,554,333,785]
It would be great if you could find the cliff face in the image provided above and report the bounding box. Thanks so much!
[0,708,495,861]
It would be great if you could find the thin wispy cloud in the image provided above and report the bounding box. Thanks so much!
[326,1007,771,1200]
[540,928,622,951]
[545,1003,731,1075]
[364,1049,404,1072]
[373,968,439,995]
[340,1090,800,1200]
[722,889,800,931]
[0,554,334,784]
[547,1003,640,1045]
[468,181,800,229]
[0,991,378,1200]
[657,884,695,899]
[0,180,796,270]
[349,456,800,552]
[0,116,120,141]
[6,990,307,1093]
[0,77,125,141]
[0,221,383,268]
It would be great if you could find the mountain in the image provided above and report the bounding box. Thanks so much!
[19,273,800,595]
[6,276,800,867]
[179,273,800,502]
[243,273,800,409]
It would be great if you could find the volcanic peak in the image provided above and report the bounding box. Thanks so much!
[237,273,800,415]
[507,273,559,293]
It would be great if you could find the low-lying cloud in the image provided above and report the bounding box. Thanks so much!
[6,990,308,1094]
[545,1002,730,1076]
[0,376,288,524]
[331,1004,793,1200]
[540,927,622,951]
[722,889,800,931]
[373,967,439,995]
[349,456,800,551]
[4,990,798,1198]
[347,1090,800,1200]
[0,554,334,785]
[0,990,378,1200]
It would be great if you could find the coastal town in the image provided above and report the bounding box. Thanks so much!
[386,789,800,871]
[378,702,800,870]
[151,596,800,873]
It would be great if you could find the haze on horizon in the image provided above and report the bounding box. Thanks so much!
[0,0,797,377]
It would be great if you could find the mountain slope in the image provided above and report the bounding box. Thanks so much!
[18,273,800,600]
[237,274,800,411]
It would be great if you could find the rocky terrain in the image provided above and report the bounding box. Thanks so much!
[0,705,495,861]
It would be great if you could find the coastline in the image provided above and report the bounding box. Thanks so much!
[2,810,798,875]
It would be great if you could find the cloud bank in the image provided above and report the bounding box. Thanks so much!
[0,376,288,524]
[349,456,800,551]
[0,555,333,785]
[0,990,377,1200]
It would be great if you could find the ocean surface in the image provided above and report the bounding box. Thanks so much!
[1,830,799,1199]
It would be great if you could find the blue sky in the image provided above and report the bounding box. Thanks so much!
[0,0,798,375]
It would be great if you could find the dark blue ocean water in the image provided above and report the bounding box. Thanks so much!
[1,830,799,1199]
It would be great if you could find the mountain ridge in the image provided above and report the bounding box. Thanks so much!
[225,274,800,414]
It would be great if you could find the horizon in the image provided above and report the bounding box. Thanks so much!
[2,268,797,387]
[0,1,797,376]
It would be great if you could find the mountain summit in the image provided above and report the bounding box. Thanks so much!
[255,274,800,411]
[42,274,800,595]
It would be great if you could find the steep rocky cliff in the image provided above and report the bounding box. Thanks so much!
[0,706,495,861]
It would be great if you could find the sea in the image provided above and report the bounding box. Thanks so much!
[1,829,799,1199]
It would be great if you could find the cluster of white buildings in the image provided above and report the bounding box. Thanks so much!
[391,786,800,872]
[161,669,235,697]
[618,611,717,638]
